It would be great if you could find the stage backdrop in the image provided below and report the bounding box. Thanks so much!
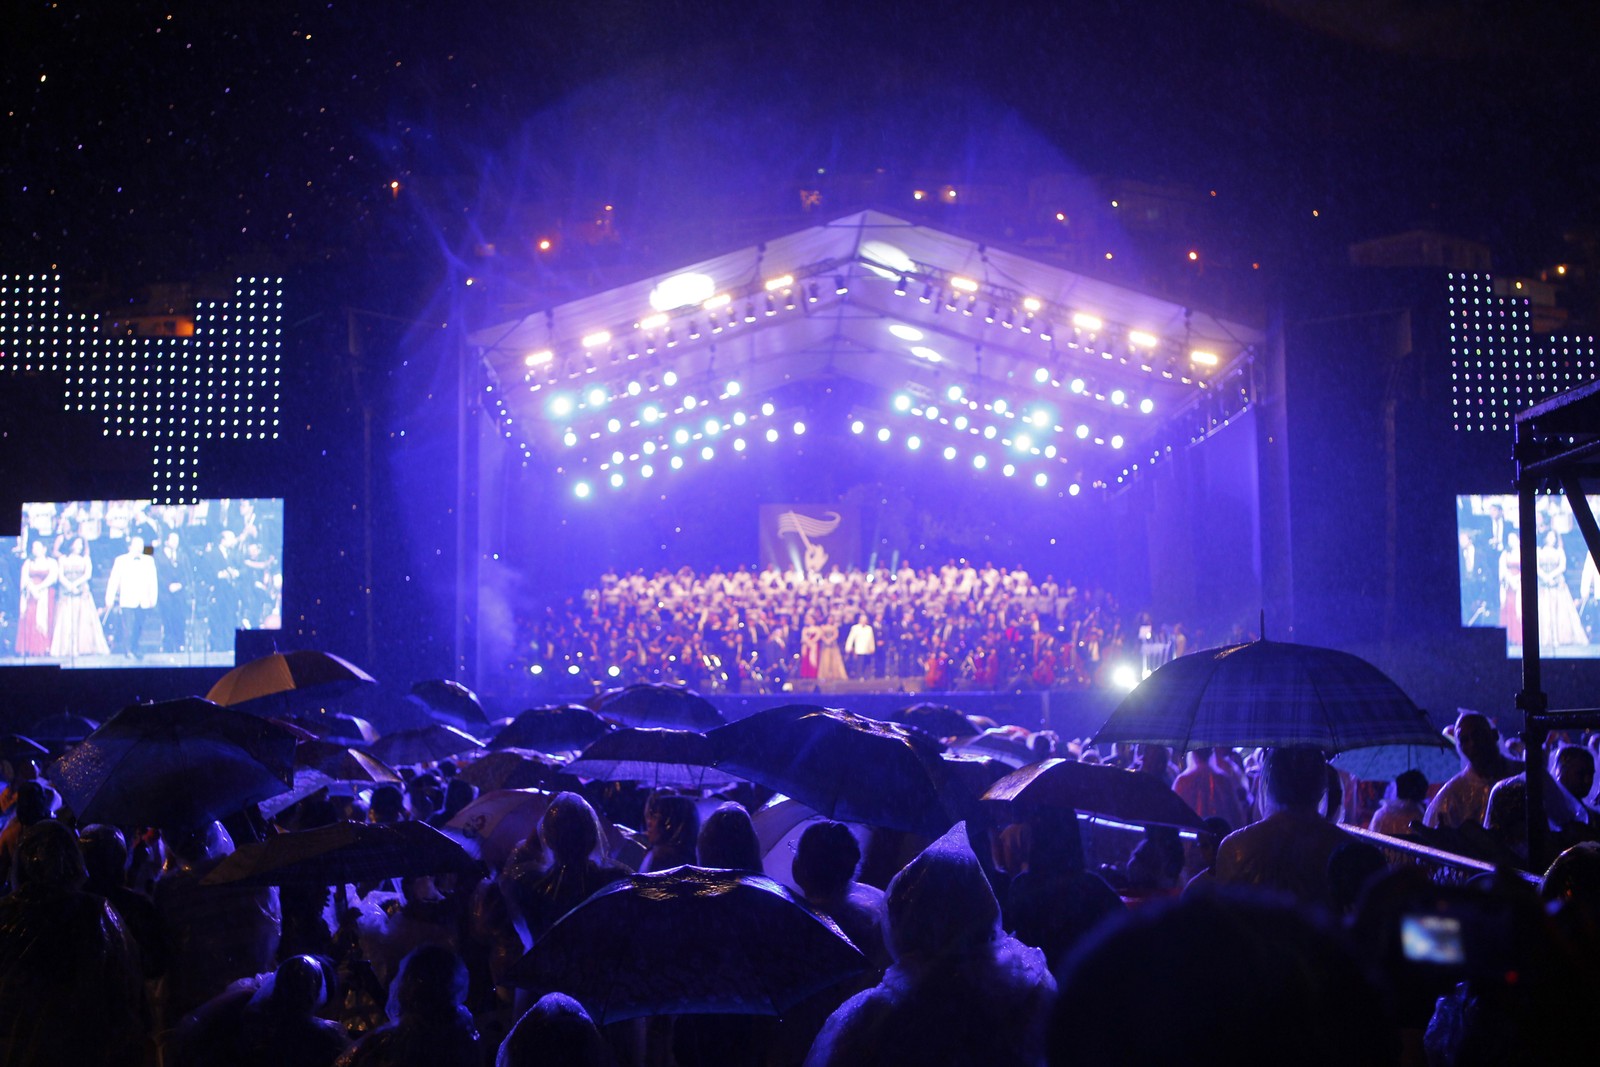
[759,504,861,578]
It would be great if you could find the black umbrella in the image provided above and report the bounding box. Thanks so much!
[1093,639,1439,754]
[591,684,725,732]
[507,866,866,1023]
[283,709,378,745]
[206,649,376,714]
[886,703,980,739]
[455,748,566,792]
[50,698,299,830]
[409,679,490,726]
[710,705,957,836]
[368,723,486,767]
[294,739,400,783]
[981,758,1209,831]
[567,728,741,790]
[493,704,613,753]
[201,819,481,887]
[27,713,100,746]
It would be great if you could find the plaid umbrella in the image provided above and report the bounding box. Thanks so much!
[1092,639,1439,754]
[506,866,865,1022]
[201,819,481,887]
[567,728,740,791]
[710,705,957,836]
[590,684,725,732]
[982,757,1209,831]
[1331,743,1461,783]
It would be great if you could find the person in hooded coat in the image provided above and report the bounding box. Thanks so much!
[803,822,1056,1067]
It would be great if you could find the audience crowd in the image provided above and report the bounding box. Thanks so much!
[518,563,1202,693]
[3,699,1599,1066]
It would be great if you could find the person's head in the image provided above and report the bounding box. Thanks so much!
[163,821,234,866]
[389,944,469,1023]
[792,821,861,899]
[127,535,144,555]
[1327,841,1389,914]
[13,780,53,826]
[884,823,1000,969]
[1262,746,1329,812]
[261,955,332,1016]
[1186,746,1215,769]
[1393,769,1430,805]
[643,792,699,853]
[1555,746,1595,802]
[77,824,128,894]
[13,819,88,891]
[220,529,238,551]
[68,536,86,556]
[29,540,45,559]
[540,791,607,866]
[497,992,616,1067]
[1544,528,1561,550]
[440,777,476,821]
[1454,712,1501,773]
[165,531,180,552]
[369,784,406,823]
[697,802,762,873]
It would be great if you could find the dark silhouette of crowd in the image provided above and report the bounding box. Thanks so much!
[5,702,1600,1066]
[518,563,1200,693]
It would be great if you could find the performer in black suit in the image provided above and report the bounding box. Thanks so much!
[155,531,194,653]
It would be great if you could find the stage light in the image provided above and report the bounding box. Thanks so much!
[743,302,756,323]
[1129,330,1158,348]
[1014,433,1033,452]
[947,384,963,402]
[943,446,957,460]
[1111,664,1139,691]
[582,330,612,349]
[1111,435,1124,449]
[1110,389,1126,406]
[1029,410,1050,428]
[1003,463,1016,477]
[611,450,625,464]
[766,428,779,442]
[1076,424,1089,439]
[910,346,942,362]
[683,395,697,410]
[609,472,624,488]
[889,323,924,341]
[793,421,806,435]
[764,274,794,291]
[531,664,544,675]
[1044,444,1057,458]
[734,438,746,451]
[563,431,578,446]
[525,350,553,367]
[643,405,661,422]
[641,463,654,478]
[924,405,939,420]
[550,395,574,417]
[1072,313,1103,332]
[607,418,622,433]
[726,380,742,396]
[983,425,997,440]
[640,312,669,331]
[701,445,715,460]
[1191,350,1220,366]
[1140,398,1155,414]
[876,427,891,442]
[607,665,621,678]
[1034,472,1048,488]
[663,370,679,387]
[1034,367,1050,383]
[643,440,657,454]
[993,398,1008,414]
[834,275,848,294]
[893,394,912,412]
[1070,378,1085,394]
[973,455,988,469]
[1023,297,1042,313]
[761,401,775,416]
[954,415,969,430]
[627,381,642,396]
[951,276,978,293]
[671,455,684,470]
[568,664,581,675]
[704,418,720,436]
[651,272,716,311]
[851,420,865,434]
[894,275,908,296]
[674,428,690,445]
[703,293,731,311]
[732,411,747,426]
[587,387,607,406]
[574,481,592,498]
[920,283,935,304]
[807,283,820,303]
[907,435,922,450]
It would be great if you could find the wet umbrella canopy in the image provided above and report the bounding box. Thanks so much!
[206,649,376,713]
[50,697,300,830]
[368,723,486,767]
[409,679,490,726]
[493,705,614,754]
[590,684,726,733]
[201,819,481,887]
[1094,640,1440,754]
[982,757,1208,831]
[507,866,865,1022]
[566,727,740,790]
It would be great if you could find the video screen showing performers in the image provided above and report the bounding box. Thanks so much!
[1457,494,1600,660]
[2,498,283,669]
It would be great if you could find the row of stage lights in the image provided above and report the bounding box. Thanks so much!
[569,411,809,499]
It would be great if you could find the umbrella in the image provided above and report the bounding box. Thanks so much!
[409,679,490,726]
[50,698,299,830]
[567,728,741,790]
[506,866,866,1022]
[710,705,956,836]
[981,758,1209,831]
[493,704,613,754]
[750,798,873,892]
[282,709,378,745]
[368,724,486,767]
[201,819,481,887]
[590,684,725,732]
[1092,639,1440,754]
[886,703,980,739]
[1,734,50,766]
[295,739,400,783]
[28,713,100,745]
[206,649,376,713]
[953,729,1038,768]
[456,748,566,792]
[1331,743,1462,783]
[445,788,552,870]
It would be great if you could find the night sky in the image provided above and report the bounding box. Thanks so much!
[5,0,1597,288]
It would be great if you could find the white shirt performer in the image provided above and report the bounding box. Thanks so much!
[104,536,160,658]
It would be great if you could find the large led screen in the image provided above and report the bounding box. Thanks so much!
[3,498,282,668]
[1457,494,1599,659]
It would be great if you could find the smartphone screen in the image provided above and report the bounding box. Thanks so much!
[1401,913,1465,965]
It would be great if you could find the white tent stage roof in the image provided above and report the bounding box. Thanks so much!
[470,210,1264,493]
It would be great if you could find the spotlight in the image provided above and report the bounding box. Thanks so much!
[607,418,622,433]
[1076,424,1089,439]
[907,435,922,450]
[574,481,592,498]
[876,427,891,442]
[734,438,746,451]
[1111,435,1124,449]
[1034,367,1050,384]
[609,472,624,488]
[920,283,935,304]
[834,275,848,295]
[1070,378,1085,394]
[726,380,741,396]
[1069,483,1081,496]
[1110,389,1126,406]
[893,394,912,412]
[943,446,957,460]
[894,275,909,296]
[852,420,865,434]
[1033,472,1048,487]
[973,455,988,469]
[792,421,807,435]
[701,445,715,460]
[1140,398,1155,414]
[641,463,654,478]
[627,381,642,396]
[1111,664,1139,690]
[765,428,779,442]
[663,370,679,386]
[671,455,685,470]
[550,395,574,417]
[1002,463,1016,477]
[947,384,963,402]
